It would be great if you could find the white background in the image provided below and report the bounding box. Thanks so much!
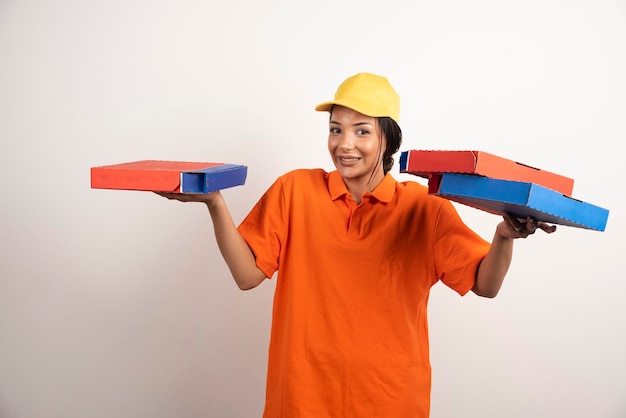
[1,0,625,417]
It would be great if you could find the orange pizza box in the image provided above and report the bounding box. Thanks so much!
[399,150,575,196]
[91,160,247,193]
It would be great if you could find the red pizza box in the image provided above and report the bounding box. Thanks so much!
[90,160,247,193]
[399,150,575,196]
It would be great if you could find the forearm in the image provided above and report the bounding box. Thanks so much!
[472,212,557,297]
[206,193,266,290]
[473,232,514,298]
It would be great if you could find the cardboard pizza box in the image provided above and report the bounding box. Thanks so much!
[400,150,575,196]
[91,160,247,193]
[430,173,608,231]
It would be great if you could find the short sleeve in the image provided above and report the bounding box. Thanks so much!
[237,176,287,279]
[433,200,491,296]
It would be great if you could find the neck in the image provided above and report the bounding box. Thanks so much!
[344,170,386,204]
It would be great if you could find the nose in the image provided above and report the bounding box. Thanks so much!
[339,133,354,150]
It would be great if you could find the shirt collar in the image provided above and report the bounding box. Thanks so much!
[328,170,396,203]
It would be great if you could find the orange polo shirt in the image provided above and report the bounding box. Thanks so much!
[238,169,490,418]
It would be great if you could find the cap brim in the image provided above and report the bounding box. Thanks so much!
[315,101,335,112]
[315,99,370,114]
[315,99,392,120]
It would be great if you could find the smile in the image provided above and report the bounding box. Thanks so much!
[339,156,360,162]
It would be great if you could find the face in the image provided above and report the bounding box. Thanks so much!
[327,106,386,193]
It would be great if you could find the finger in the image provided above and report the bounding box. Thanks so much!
[538,223,557,234]
[504,211,525,234]
[155,192,188,201]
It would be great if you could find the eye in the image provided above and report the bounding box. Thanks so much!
[330,127,341,134]
[356,129,370,135]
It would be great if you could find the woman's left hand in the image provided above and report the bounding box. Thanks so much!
[499,211,557,239]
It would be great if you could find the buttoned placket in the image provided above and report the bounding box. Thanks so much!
[344,195,370,238]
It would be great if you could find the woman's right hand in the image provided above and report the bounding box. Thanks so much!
[154,190,223,208]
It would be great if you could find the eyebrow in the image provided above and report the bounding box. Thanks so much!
[329,120,374,127]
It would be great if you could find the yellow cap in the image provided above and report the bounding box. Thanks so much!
[315,72,400,123]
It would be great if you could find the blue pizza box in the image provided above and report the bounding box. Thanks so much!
[430,173,609,231]
[181,164,248,194]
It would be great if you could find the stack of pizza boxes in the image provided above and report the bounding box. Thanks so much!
[91,160,248,194]
[399,150,609,231]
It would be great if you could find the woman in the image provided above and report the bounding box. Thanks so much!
[158,72,555,417]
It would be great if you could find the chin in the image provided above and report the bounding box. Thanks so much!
[338,171,367,182]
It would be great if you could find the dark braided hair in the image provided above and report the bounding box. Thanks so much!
[378,117,403,174]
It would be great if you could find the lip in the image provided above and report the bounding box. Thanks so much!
[337,155,361,161]
[336,155,361,166]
